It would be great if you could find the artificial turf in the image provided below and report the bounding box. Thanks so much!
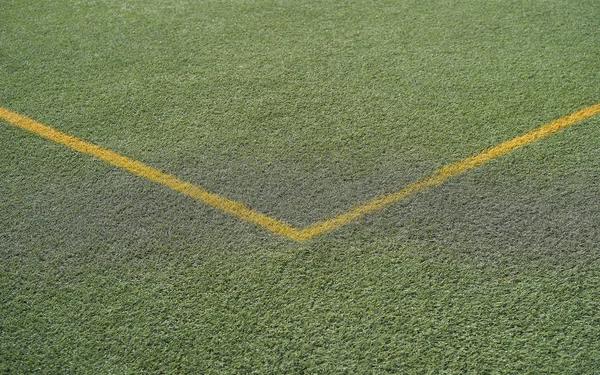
[1,0,600,373]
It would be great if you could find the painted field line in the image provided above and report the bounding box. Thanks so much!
[296,101,600,239]
[1,102,599,241]
[0,106,304,240]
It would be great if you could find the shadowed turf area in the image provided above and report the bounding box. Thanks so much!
[1,0,600,373]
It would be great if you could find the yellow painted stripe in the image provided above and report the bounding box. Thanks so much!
[0,106,305,240]
[297,102,600,239]
[1,102,599,241]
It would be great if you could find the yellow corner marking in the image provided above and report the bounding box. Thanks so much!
[1,102,599,241]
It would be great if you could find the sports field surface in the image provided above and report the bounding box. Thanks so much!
[2,0,600,373]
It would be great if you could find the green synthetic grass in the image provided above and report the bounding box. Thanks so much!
[1,0,600,373]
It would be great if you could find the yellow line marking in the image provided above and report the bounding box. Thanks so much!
[296,101,600,239]
[0,106,304,240]
[1,102,599,241]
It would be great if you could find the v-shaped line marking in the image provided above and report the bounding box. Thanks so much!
[2,102,599,241]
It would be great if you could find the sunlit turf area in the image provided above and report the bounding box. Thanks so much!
[2,0,600,372]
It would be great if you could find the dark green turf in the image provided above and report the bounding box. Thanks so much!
[1,0,600,373]
[2,0,599,225]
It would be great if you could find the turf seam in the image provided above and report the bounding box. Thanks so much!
[1,102,599,240]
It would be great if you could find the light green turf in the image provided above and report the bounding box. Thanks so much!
[1,0,600,373]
